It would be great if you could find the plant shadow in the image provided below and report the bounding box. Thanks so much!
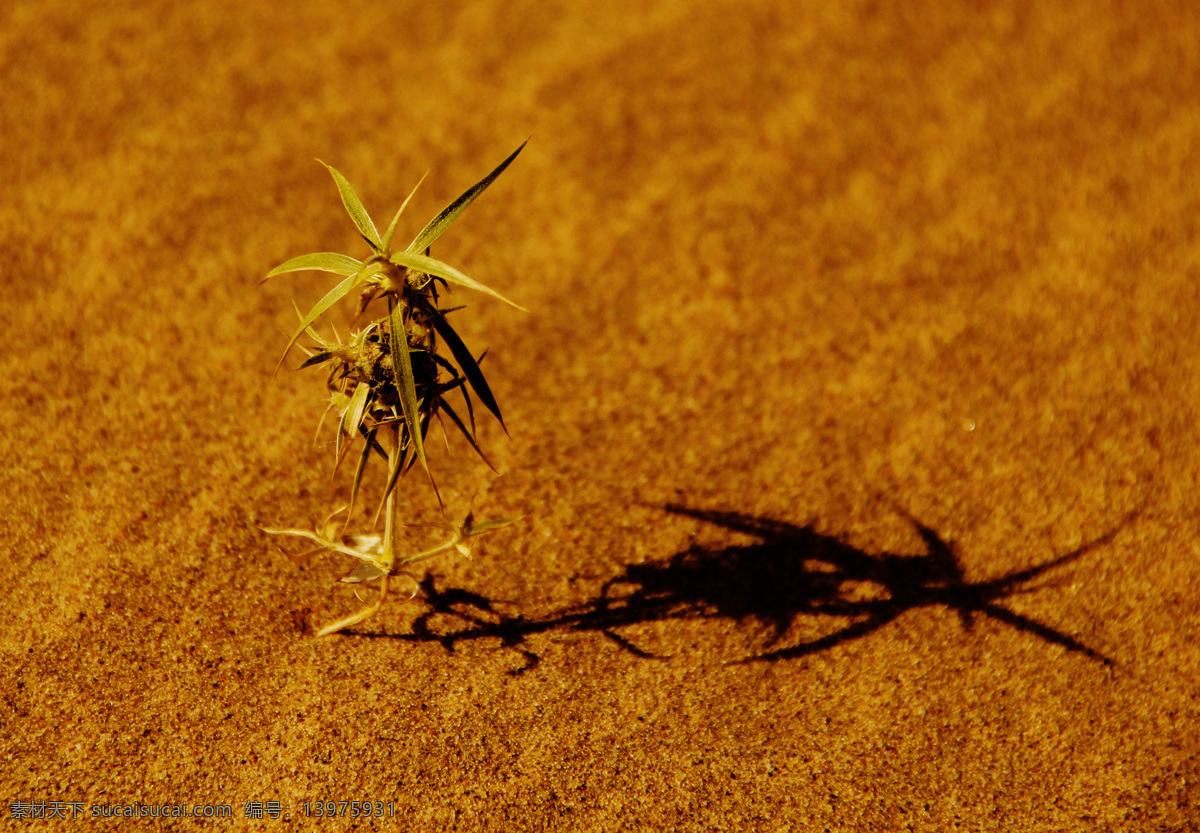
[359,504,1129,675]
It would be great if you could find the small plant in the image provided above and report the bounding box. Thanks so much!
[261,142,527,636]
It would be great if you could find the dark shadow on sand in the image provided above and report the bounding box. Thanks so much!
[355,504,1128,675]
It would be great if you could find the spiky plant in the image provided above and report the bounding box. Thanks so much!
[261,142,526,636]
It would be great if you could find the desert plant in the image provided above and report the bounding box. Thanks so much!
[261,142,526,636]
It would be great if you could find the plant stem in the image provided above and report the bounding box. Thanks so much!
[380,423,400,574]
[315,424,401,638]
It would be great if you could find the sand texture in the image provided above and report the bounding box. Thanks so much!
[3,0,1199,829]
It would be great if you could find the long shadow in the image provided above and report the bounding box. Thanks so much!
[364,504,1128,674]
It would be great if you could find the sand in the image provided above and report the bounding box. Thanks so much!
[3,0,1198,829]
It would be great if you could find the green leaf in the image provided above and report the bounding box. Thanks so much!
[298,351,334,369]
[381,172,428,255]
[388,301,429,479]
[289,299,333,345]
[389,250,526,311]
[276,270,366,374]
[346,428,373,520]
[262,252,363,283]
[339,559,388,584]
[464,517,521,537]
[439,398,494,469]
[319,160,382,253]
[340,382,370,439]
[459,378,477,437]
[407,140,527,254]
[422,299,505,430]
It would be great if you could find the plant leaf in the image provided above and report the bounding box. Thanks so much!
[388,301,430,480]
[339,560,388,584]
[318,160,382,253]
[464,517,522,537]
[276,270,366,374]
[262,252,363,283]
[381,171,428,255]
[407,140,527,254]
[346,428,373,521]
[439,398,494,469]
[299,351,334,369]
[422,299,505,430]
[390,250,526,311]
[460,378,477,437]
[333,386,370,483]
[340,382,370,440]
[432,351,477,437]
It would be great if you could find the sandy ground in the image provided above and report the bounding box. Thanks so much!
[3,0,1199,829]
